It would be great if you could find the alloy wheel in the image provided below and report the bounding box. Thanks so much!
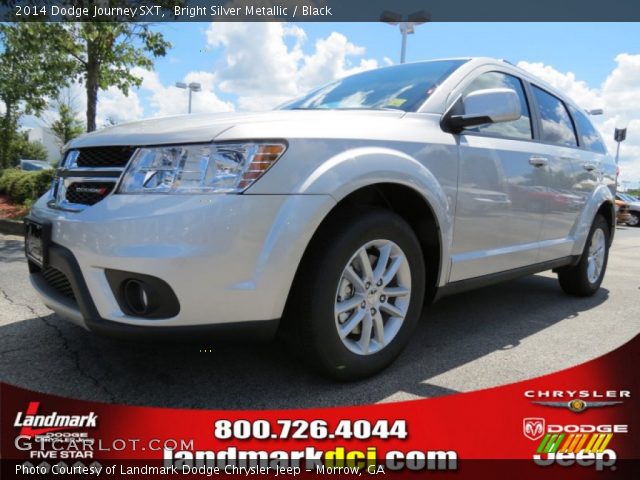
[334,239,411,355]
[587,228,606,284]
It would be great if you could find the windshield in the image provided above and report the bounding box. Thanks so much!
[280,60,468,112]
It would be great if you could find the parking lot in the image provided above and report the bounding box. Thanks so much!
[0,227,639,409]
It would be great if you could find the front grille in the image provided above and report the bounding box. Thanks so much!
[65,182,115,206]
[52,146,136,211]
[41,266,76,302]
[76,146,136,168]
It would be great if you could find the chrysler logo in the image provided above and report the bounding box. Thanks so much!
[532,400,623,413]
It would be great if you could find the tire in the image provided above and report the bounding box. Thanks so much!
[627,212,640,227]
[283,208,426,380]
[557,215,610,297]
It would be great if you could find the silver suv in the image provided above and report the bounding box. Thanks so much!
[26,58,616,379]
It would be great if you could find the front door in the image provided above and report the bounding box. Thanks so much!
[449,70,546,282]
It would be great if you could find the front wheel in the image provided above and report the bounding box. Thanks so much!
[557,214,610,297]
[284,208,426,380]
[626,212,639,227]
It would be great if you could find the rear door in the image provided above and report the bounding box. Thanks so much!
[567,104,609,204]
[527,86,602,262]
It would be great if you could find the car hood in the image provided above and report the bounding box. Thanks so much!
[68,110,406,149]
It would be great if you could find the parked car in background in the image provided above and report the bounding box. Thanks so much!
[25,58,617,379]
[615,198,632,225]
[616,193,640,227]
[20,159,53,171]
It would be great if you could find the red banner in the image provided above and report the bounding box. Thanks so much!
[2,335,638,479]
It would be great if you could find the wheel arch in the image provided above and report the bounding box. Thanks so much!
[571,186,617,256]
[597,200,616,244]
[285,183,445,315]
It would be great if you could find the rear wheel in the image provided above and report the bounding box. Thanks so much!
[557,215,610,297]
[627,212,639,227]
[284,208,425,380]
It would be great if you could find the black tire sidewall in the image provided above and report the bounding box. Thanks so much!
[302,209,426,379]
[573,216,610,294]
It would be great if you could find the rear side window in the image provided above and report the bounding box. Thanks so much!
[569,106,607,154]
[531,86,578,147]
[462,71,532,140]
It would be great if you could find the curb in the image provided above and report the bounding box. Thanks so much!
[0,218,24,236]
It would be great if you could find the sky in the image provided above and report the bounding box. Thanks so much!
[30,22,640,187]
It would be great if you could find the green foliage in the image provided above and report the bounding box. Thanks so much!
[0,24,73,115]
[0,168,54,204]
[50,102,85,149]
[1,21,170,168]
[0,130,49,167]
[0,23,75,167]
[10,132,48,165]
[44,23,171,131]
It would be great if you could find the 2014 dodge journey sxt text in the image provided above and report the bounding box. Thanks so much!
[26,58,617,379]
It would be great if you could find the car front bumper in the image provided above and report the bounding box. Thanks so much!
[27,192,335,337]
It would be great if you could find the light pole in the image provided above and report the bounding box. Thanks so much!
[381,10,430,64]
[175,81,201,114]
[614,127,627,165]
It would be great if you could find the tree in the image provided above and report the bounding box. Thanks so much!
[10,131,48,166]
[48,23,170,132]
[49,95,85,151]
[0,23,74,168]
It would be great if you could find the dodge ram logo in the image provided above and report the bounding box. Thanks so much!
[523,418,545,440]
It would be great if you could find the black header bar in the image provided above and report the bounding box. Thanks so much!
[2,0,640,22]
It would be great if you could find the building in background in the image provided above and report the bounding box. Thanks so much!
[25,127,61,163]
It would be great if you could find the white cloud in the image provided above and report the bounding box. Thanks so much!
[205,22,379,111]
[131,67,235,117]
[519,54,640,186]
[96,87,145,126]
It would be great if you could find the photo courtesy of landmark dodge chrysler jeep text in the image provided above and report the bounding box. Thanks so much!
[25,58,617,379]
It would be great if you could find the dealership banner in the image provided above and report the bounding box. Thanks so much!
[1,335,638,479]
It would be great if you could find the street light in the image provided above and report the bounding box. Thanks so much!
[588,109,603,115]
[175,81,201,114]
[381,10,430,64]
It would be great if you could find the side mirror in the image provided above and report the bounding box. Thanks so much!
[443,88,521,133]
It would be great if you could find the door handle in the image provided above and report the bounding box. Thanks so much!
[529,156,548,167]
[582,163,597,172]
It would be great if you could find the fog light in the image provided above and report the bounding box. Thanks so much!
[123,279,152,316]
[106,269,180,319]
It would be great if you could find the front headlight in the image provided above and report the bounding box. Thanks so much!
[118,142,286,194]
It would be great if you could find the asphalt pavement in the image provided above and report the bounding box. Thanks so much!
[1,227,639,409]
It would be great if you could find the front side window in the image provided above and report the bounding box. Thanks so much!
[280,60,468,112]
[569,106,607,154]
[462,71,532,140]
[531,86,578,147]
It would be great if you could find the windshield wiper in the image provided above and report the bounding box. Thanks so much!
[288,107,402,112]
[338,107,402,112]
